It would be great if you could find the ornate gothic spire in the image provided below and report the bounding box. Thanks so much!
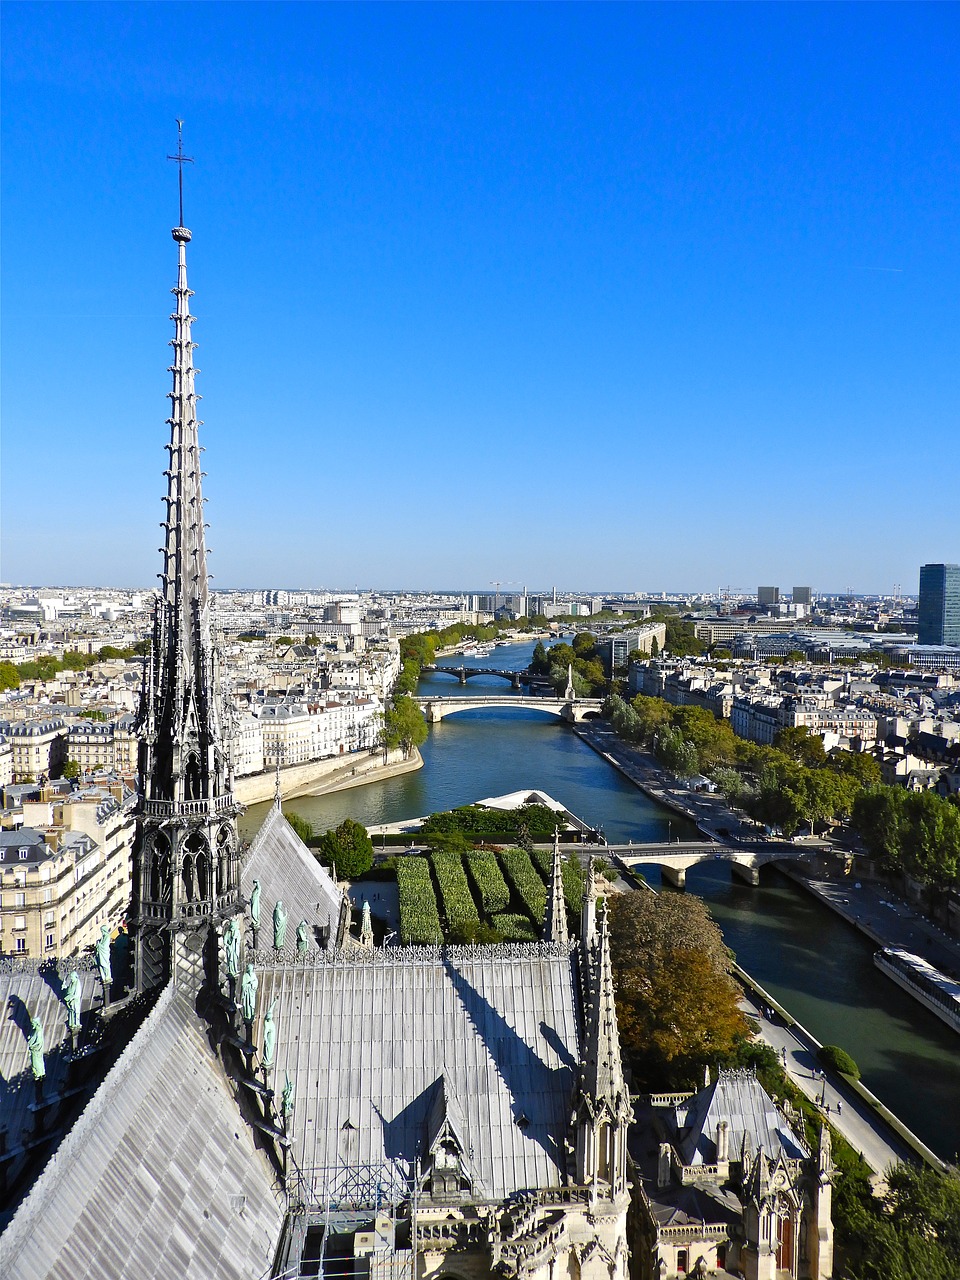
[573,898,632,1198]
[133,131,242,992]
[544,831,569,944]
[580,900,629,1116]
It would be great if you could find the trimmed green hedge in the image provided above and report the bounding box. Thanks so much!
[818,1044,861,1080]
[396,856,443,945]
[492,912,539,942]
[431,852,482,937]
[466,851,511,915]
[499,849,547,923]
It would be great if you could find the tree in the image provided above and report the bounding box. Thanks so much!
[775,725,827,769]
[61,759,81,781]
[383,695,428,758]
[608,891,747,1088]
[316,817,374,878]
[530,640,549,674]
[0,661,20,691]
[649,636,659,657]
[285,810,314,844]
[654,726,699,777]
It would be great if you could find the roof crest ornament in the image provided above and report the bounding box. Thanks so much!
[167,118,194,237]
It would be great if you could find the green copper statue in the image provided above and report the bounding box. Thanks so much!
[250,879,261,931]
[63,970,82,1032]
[262,998,277,1068]
[296,919,309,955]
[281,1072,295,1122]
[223,916,241,980]
[95,925,112,986]
[240,962,259,1024]
[273,899,287,952]
[27,1016,45,1081]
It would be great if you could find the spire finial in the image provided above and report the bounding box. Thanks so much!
[275,747,283,810]
[167,119,194,234]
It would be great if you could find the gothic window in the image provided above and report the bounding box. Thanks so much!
[184,751,202,801]
[150,833,171,903]
[184,831,209,902]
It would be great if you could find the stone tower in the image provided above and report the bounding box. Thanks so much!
[132,186,242,993]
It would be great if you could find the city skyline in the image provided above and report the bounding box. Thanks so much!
[3,3,958,591]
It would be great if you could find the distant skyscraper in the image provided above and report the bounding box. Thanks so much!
[918,563,960,646]
[793,586,812,606]
[757,586,779,607]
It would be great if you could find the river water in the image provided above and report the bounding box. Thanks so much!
[242,637,960,1161]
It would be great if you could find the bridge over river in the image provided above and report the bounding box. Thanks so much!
[415,694,604,723]
[423,664,546,688]
[548,839,822,888]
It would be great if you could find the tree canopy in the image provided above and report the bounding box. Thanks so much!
[608,890,747,1088]
[382,695,428,758]
[316,817,374,879]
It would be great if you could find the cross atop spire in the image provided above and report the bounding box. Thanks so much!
[167,119,194,235]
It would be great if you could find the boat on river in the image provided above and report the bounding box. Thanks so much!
[874,947,960,1035]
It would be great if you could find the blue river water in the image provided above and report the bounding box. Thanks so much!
[241,636,960,1161]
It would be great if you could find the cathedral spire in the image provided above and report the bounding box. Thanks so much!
[133,130,242,992]
[544,830,568,944]
[581,900,628,1113]
[573,898,632,1198]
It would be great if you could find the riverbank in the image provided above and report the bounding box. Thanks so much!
[234,746,422,806]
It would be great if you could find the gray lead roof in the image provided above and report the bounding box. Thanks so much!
[256,944,582,1200]
[242,803,345,941]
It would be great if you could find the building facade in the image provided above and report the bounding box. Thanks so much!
[918,563,960,647]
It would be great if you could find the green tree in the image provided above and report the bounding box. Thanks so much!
[316,817,374,878]
[655,725,699,777]
[61,759,81,781]
[0,661,20,691]
[775,725,827,768]
[383,695,428,758]
[285,810,315,845]
[608,891,747,1088]
[649,635,659,657]
[530,640,549,674]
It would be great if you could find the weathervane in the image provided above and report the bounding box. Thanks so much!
[167,119,194,228]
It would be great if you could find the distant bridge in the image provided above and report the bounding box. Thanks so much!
[550,840,820,888]
[422,664,537,688]
[414,694,603,724]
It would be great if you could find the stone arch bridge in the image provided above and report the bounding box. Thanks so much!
[414,695,604,724]
[553,840,820,888]
[422,664,542,689]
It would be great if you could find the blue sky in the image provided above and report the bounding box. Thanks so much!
[2,2,958,594]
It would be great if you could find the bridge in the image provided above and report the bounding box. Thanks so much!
[549,840,820,888]
[414,694,604,724]
[422,664,540,689]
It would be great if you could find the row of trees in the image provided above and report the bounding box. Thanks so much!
[851,786,960,888]
[0,641,150,691]
[529,635,607,696]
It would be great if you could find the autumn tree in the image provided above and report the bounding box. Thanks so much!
[608,890,747,1088]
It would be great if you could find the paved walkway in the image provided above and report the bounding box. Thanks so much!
[737,987,915,1178]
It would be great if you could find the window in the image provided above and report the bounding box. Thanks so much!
[43,889,52,904]
[19,849,29,860]
[14,893,25,908]
[16,937,26,953]
[14,916,26,930]
[45,933,55,950]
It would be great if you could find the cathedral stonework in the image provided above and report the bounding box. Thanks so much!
[132,216,243,993]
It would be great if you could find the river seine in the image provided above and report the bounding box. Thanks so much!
[242,638,960,1161]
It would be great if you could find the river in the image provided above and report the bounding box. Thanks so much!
[241,637,960,1162]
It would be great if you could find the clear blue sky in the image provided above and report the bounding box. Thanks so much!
[2,2,958,595]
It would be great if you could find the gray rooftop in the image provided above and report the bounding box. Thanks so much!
[675,1069,808,1166]
[1,985,283,1280]
[256,943,582,1201]
[0,963,102,1172]
[242,803,345,946]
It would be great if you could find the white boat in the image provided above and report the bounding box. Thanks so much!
[874,947,960,1035]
